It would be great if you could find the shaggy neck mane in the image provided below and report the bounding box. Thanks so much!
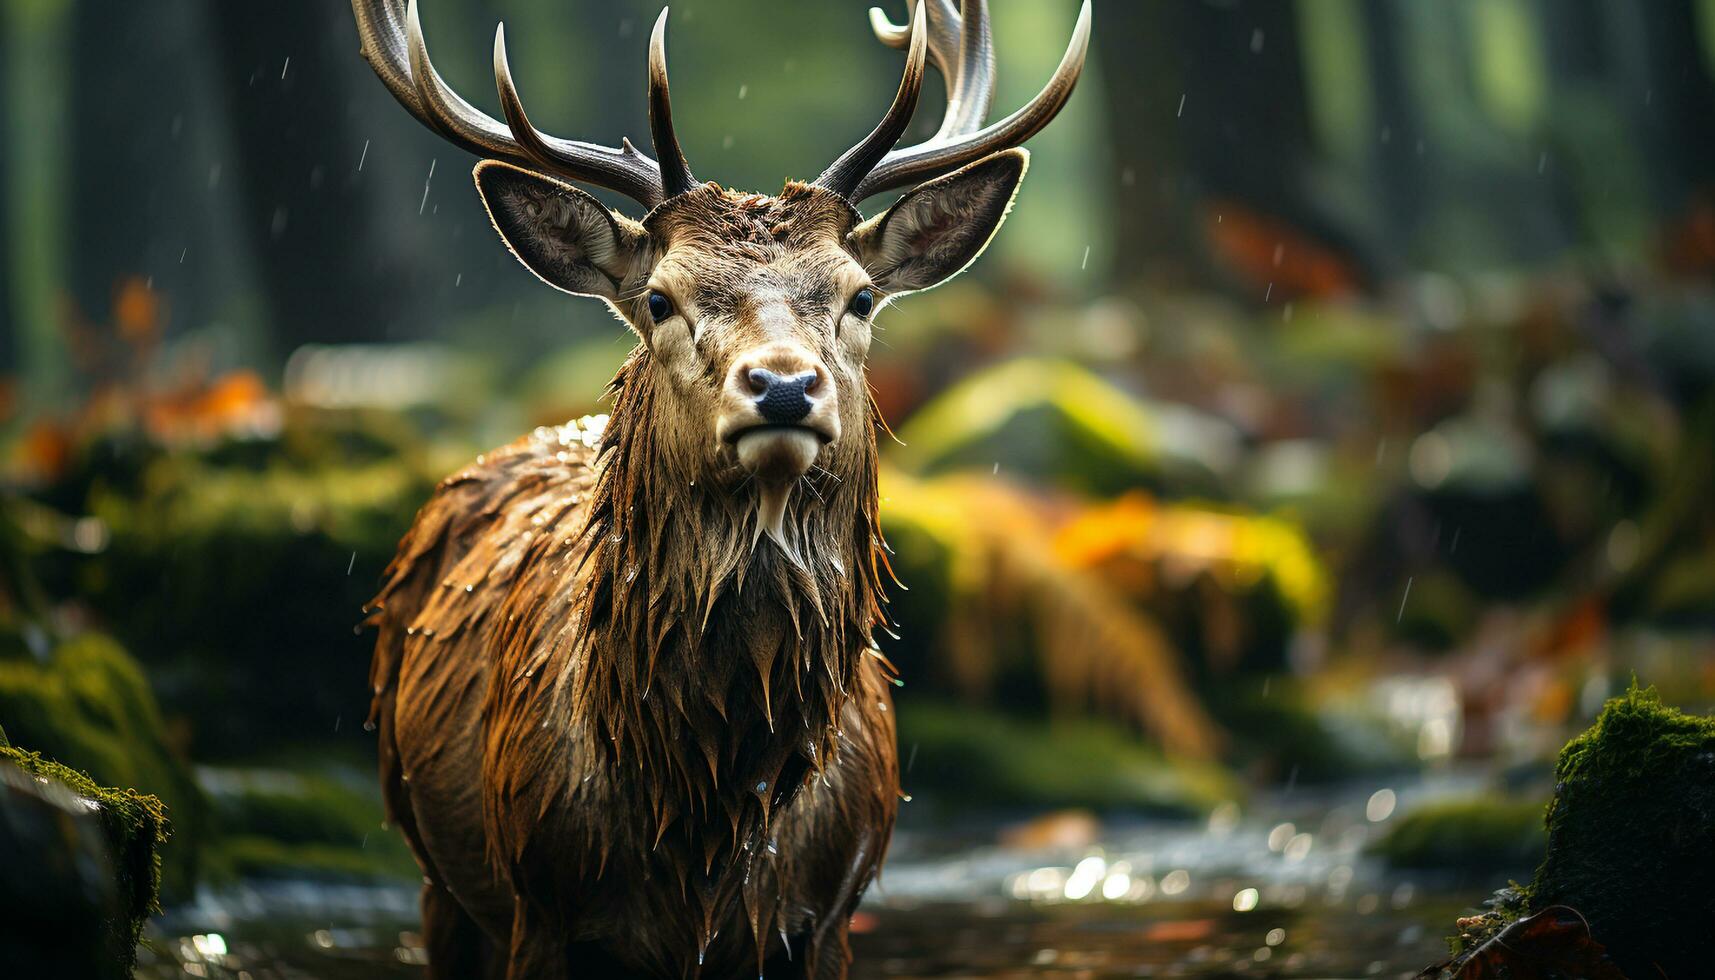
[552,349,890,951]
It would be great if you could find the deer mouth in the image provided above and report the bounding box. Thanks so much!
[731,425,825,483]
[723,422,835,446]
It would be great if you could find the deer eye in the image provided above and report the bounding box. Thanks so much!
[647,291,673,323]
[848,287,875,319]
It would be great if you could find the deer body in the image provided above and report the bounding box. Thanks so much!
[371,411,897,978]
[352,1,1088,975]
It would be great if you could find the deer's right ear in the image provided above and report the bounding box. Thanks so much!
[848,149,1028,297]
[473,161,648,301]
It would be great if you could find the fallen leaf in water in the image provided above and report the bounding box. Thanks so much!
[1418,905,1628,979]
[1142,919,1215,943]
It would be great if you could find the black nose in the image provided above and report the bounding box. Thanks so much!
[748,368,816,424]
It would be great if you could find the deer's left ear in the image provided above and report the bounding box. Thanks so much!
[849,148,1028,296]
[473,160,648,301]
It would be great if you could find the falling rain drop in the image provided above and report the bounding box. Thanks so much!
[420,158,436,215]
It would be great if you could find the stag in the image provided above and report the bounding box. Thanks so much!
[353,1,1089,975]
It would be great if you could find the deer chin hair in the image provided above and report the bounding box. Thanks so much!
[753,482,792,553]
[736,428,820,552]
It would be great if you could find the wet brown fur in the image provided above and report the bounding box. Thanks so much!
[368,184,900,979]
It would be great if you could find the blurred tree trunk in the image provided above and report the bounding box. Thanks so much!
[0,3,13,378]
[1098,0,1373,295]
[1175,0,1317,226]
[1094,2,1198,287]
[1539,0,1607,81]
[61,1,280,381]
[1359,0,1425,249]
[67,2,212,334]
[1628,0,1715,208]
[204,1,406,353]
[3,0,70,407]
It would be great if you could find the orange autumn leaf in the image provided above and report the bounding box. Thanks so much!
[113,276,162,345]
[1420,906,1628,980]
[142,370,279,444]
[1201,199,1362,301]
[16,420,73,483]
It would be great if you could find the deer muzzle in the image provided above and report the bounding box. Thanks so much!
[717,345,839,484]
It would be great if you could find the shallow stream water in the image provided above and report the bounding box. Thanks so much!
[138,781,1502,978]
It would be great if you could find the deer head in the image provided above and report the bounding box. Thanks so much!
[353,0,1090,544]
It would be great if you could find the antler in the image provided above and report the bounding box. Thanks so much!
[818,0,1092,203]
[353,0,696,209]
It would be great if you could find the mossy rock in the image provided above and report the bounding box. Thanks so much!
[890,358,1230,497]
[1372,797,1546,871]
[1527,685,1715,978]
[1212,679,1415,785]
[896,700,1237,816]
[20,407,468,753]
[74,448,439,751]
[0,632,203,896]
[0,745,169,976]
[199,766,417,883]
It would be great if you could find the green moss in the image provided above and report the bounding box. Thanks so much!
[890,358,1226,497]
[897,700,1238,816]
[1372,797,1546,871]
[211,835,414,882]
[0,745,170,973]
[0,632,203,895]
[1527,685,1715,978]
[200,766,417,883]
[74,446,440,751]
[20,408,472,753]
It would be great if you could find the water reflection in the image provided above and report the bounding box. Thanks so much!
[138,784,1498,978]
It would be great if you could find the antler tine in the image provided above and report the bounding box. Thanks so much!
[648,8,699,200]
[868,0,994,139]
[848,0,1090,203]
[352,0,667,208]
[814,2,929,201]
[492,25,666,208]
[399,0,514,158]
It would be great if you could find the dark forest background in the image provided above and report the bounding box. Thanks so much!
[2,4,1715,969]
